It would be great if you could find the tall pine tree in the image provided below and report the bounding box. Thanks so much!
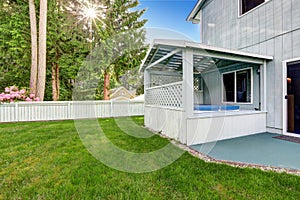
[70,0,147,100]
[100,0,147,100]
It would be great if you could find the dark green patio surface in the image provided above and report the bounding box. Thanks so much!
[190,133,300,170]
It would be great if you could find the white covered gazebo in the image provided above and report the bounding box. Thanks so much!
[140,39,273,145]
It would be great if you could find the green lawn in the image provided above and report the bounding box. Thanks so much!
[0,117,300,199]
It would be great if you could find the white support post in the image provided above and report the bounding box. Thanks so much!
[180,48,194,144]
[182,48,194,117]
[144,69,151,95]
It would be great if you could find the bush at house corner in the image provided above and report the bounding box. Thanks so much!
[0,86,39,103]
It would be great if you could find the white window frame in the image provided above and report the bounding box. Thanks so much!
[222,67,253,104]
[238,0,271,17]
[282,57,300,138]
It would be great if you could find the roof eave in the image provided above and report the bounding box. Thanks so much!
[148,39,274,61]
[186,0,206,23]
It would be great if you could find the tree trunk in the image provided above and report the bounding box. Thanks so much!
[29,0,38,96]
[36,0,48,101]
[52,62,60,101]
[103,70,110,100]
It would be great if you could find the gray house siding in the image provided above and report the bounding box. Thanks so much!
[199,0,300,132]
[200,64,260,110]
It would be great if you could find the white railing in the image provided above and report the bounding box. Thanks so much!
[145,81,183,109]
[0,100,144,123]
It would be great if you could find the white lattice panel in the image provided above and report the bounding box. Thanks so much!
[146,81,183,108]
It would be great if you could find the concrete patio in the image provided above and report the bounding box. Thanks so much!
[190,133,300,170]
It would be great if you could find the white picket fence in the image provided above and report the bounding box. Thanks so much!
[0,100,144,122]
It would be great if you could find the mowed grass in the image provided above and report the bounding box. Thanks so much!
[0,117,300,199]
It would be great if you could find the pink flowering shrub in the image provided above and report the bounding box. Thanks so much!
[0,86,40,103]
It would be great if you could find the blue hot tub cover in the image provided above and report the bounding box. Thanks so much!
[194,105,240,111]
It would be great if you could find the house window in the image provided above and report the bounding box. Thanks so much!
[240,0,267,15]
[223,68,252,103]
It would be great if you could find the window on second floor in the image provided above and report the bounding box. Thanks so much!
[240,0,266,15]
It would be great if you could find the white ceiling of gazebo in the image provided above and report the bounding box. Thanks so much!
[140,39,273,74]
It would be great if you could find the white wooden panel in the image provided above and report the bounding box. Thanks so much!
[186,112,267,145]
[144,106,184,141]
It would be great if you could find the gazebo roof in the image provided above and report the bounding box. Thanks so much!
[140,39,273,74]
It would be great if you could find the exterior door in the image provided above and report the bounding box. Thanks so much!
[286,61,300,134]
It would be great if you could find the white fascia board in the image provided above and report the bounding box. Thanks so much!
[152,39,188,48]
[185,41,273,61]
[186,0,206,22]
[151,39,273,61]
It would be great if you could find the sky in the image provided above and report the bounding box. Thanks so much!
[138,0,200,43]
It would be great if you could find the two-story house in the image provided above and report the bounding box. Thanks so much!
[188,0,300,136]
[140,0,299,145]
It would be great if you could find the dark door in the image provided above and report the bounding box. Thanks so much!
[287,61,300,134]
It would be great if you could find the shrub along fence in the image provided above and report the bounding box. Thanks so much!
[0,100,144,123]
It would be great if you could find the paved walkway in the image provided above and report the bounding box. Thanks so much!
[190,133,300,170]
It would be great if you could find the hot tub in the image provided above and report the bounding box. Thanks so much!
[194,105,240,111]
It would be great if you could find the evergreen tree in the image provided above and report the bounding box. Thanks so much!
[0,0,147,100]
[86,0,148,100]
[103,0,147,100]
[46,0,89,100]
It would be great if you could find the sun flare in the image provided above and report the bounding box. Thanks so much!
[66,1,107,26]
